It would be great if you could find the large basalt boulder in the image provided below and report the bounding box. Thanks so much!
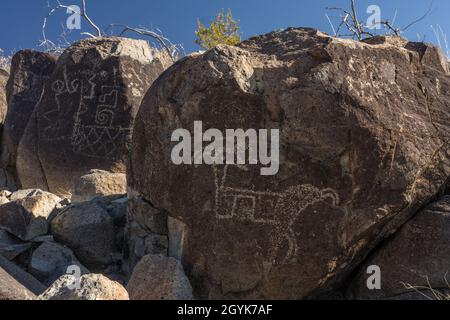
[128,28,450,299]
[1,51,57,190]
[29,241,89,286]
[17,37,172,197]
[348,196,450,300]
[38,273,129,300]
[50,195,126,269]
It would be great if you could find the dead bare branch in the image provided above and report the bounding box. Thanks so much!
[325,0,433,41]
[81,0,101,37]
[108,24,184,62]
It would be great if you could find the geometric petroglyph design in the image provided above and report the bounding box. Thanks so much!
[213,165,340,265]
[45,66,131,158]
[71,123,131,158]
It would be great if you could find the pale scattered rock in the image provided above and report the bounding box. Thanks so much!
[0,195,9,205]
[127,254,193,300]
[72,169,126,203]
[38,273,129,300]
[9,189,61,202]
[0,190,11,198]
[29,241,89,286]
[0,193,62,240]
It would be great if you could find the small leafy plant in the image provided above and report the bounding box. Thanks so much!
[195,9,242,50]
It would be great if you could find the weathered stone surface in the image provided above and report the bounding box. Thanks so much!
[17,37,172,197]
[0,193,62,240]
[29,241,89,286]
[50,200,116,268]
[0,266,35,300]
[9,188,62,202]
[38,273,129,300]
[123,191,168,274]
[0,68,8,125]
[127,254,193,300]
[0,230,32,260]
[72,169,126,203]
[0,195,9,205]
[348,196,450,300]
[0,255,46,295]
[1,50,57,190]
[129,28,450,298]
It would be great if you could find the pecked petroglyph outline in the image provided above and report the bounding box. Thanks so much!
[213,164,340,264]
[44,66,132,158]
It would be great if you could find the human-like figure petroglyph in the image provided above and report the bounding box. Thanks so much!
[213,165,339,264]
[44,66,132,158]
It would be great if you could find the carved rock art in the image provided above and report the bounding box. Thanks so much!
[214,165,340,264]
[129,29,450,299]
[17,37,172,197]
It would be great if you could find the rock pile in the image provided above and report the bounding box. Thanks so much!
[0,28,449,301]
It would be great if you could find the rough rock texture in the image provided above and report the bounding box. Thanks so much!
[123,190,168,274]
[348,196,450,299]
[0,266,36,300]
[29,241,89,286]
[0,255,46,295]
[0,69,9,190]
[0,193,62,240]
[126,254,193,300]
[38,273,129,300]
[0,230,32,260]
[72,169,126,203]
[50,196,125,269]
[17,37,172,197]
[9,188,59,202]
[1,50,57,190]
[0,68,8,124]
[129,29,450,298]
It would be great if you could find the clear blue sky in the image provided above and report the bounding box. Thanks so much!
[0,0,447,54]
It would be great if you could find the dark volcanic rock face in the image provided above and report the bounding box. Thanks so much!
[17,37,172,197]
[348,196,450,300]
[129,28,450,299]
[1,50,57,188]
